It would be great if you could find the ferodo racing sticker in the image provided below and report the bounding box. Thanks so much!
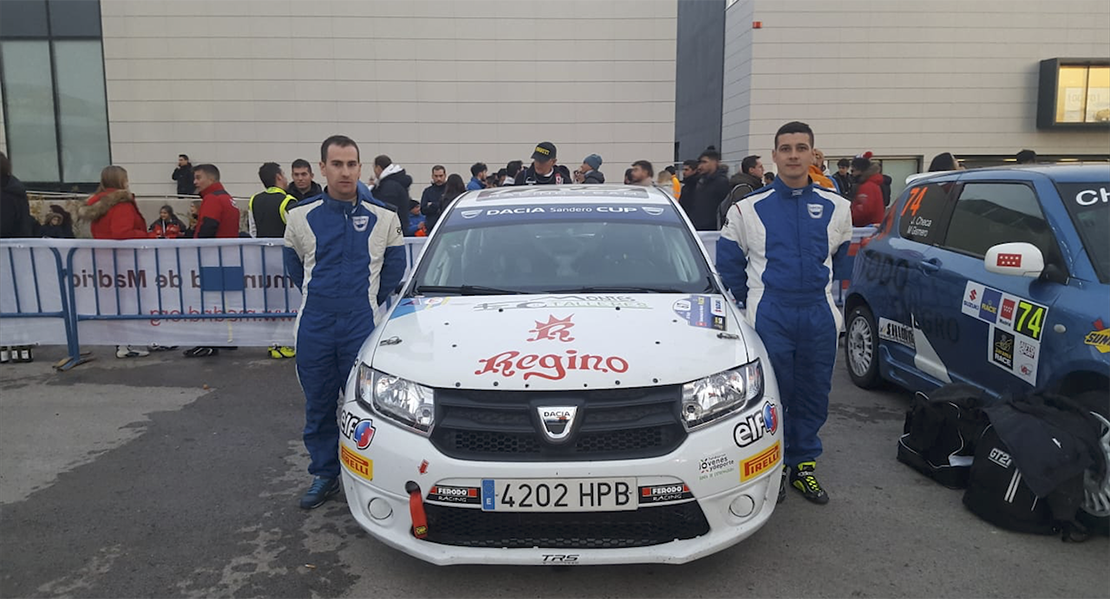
[638,483,694,504]
[961,281,1047,385]
[427,485,481,505]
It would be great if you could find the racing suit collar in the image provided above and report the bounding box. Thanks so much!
[771,176,815,197]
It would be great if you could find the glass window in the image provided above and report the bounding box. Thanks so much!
[0,40,60,182]
[54,40,109,182]
[412,220,713,294]
[942,183,1061,266]
[898,182,955,245]
[47,0,101,37]
[1055,65,1110,124]
[0,0,49,38]
[1056,182,1110,284]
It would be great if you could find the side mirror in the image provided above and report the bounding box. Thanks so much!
[984,242,1044,278]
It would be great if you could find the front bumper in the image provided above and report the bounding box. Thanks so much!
[339,390,782,565]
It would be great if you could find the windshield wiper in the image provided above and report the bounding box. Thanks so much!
[547,286,688,294]
[412,285,525,296]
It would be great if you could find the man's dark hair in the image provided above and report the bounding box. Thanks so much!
[837,157,851,168]
[851,156,871,171]
[194,163,220,181]
[291,158,312,172]
[741,155,761,175]
[258,162,282,187]
[1016,149,1037,164]
[470,162,487,177]
[179,154,189,161]
[632,160,654,177]
[699,147,721,161]
[774,121,814,148]
[663,165,676,175]
[320,135,359,162]
[497,168,507,177]
[374,155,392,169]
[506,160,523,177]
[432,164,446,173]
[683,159,699,168]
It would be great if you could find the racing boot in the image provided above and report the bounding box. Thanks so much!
[300,476,341,510]
[789,461,830,505]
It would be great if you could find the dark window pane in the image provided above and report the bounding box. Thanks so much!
[54,40,109,182]
[0,40,60,181]
[0,0,49,38]
[47,0,100,37]
[898,182,955,245]
[943,183,1061,265]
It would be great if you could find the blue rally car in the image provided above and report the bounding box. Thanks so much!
[843,164,1109,417]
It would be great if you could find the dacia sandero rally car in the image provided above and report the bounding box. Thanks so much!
[338,185,783,565]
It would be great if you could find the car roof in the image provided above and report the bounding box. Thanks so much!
[910,164,1109,186]
[452,184,675,208]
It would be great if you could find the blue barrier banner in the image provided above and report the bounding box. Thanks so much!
[1,229,875,348]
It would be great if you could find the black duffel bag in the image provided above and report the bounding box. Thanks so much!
[897,384,990,489]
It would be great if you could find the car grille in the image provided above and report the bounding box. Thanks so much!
[422,502,710,549]
[429,386,686,461]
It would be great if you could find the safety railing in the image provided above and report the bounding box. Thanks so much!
[1,229,873,370]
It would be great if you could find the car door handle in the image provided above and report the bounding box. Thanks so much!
[919,258,942,274]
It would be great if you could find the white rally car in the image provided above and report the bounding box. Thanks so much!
[339,185,782,565]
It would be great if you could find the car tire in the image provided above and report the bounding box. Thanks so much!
[1075,394,1110,536]
[845,305,881,389]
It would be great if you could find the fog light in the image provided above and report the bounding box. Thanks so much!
[729,494,755,518]
[368,497,393,520]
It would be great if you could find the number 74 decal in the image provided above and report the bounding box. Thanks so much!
[961,281,1049,342]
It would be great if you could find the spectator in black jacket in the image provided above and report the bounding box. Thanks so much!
[372,155,412,236]
[689,148,731,230]
[288,158,323,201]
[679,159,700,215]
[41,205,76,238]
[0,151,35,238]
[172,154,196,196]
[514,142,571,185]
[831,157,853,198]
[420,165,447,231]
[503,160,522,186]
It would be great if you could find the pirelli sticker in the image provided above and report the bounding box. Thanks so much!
[340,444,373,481]
[741,441,781,481]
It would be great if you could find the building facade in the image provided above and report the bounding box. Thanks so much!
[719,0,1110,199]
[1,0,678,198]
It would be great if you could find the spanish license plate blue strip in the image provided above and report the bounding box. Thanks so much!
[481,479,496,510]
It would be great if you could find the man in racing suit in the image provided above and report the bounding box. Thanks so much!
[284,135,406,509]
[716,121,852,505]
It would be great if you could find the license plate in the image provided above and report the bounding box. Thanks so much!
[481,478,637,512]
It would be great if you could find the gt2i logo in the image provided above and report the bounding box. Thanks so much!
[340,411,376,450]
[542,554,579,564]
[988,447,1012,469]
[527,314,576,342]
[733,401,779,448]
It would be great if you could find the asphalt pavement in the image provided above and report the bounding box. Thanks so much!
[1,345,1106,598]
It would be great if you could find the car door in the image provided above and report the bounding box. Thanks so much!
[858,178,958,387]
[922,180,1067,393]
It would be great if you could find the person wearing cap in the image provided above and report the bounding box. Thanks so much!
[849,154,884,226]
[580,154,605,184]
[515,142,572,185]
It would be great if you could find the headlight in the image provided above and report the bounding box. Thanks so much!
[681,359,763,430]
[358,364,435,434]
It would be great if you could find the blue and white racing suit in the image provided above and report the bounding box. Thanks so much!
[283,186,406,479]
[716,179,852,468]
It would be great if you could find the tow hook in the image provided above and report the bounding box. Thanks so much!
[406,481,428,539]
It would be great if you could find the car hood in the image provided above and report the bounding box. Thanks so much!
[365,293,753,390]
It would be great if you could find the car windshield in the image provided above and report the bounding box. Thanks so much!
[409,203,714,295]
[1057,182,1110,283]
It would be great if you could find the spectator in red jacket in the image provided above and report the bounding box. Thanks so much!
[78,165,151,359]
[192,164,240,238]
[79,165,148,240]
[849,156,885,226]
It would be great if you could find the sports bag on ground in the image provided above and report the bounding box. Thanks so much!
[896,384,989,489]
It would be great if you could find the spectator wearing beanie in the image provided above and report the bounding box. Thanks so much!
[580,154,605,184]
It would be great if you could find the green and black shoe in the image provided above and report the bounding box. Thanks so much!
[789,461,829,504]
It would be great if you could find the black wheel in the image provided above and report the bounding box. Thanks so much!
[845,304,881,389]
[1077,391,1110,536]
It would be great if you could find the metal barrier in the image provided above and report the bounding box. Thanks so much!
[1,229,875,370]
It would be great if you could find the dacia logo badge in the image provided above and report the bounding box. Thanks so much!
[537,406,578,442]
[807,203,823,219]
